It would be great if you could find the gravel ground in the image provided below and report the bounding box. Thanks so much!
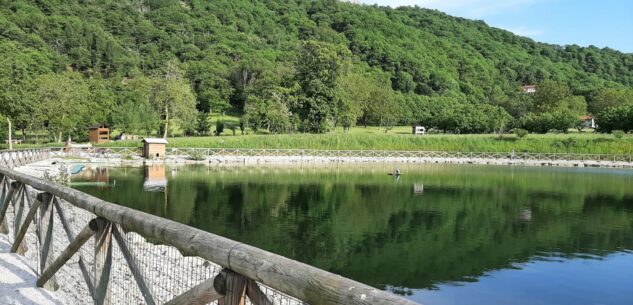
[0,235,67,305]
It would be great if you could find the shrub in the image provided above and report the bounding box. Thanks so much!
[195,112,211,135]
[613,130,625,139]
[514,128,528,139]
[188,150,206,161]
[214,120,225,136]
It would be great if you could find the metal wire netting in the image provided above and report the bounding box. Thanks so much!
[1,180,305,305]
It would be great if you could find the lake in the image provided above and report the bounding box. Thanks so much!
[71,163,633,305]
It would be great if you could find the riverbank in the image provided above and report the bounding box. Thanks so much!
[5,131,633,154]
[47,152,633,169]
[102,133,633,154]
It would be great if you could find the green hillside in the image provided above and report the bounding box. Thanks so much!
[1,0,632,140]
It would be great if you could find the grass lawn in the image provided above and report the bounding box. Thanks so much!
[4,126,633,154]
[96,127,633,154]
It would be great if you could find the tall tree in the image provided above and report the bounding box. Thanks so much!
[34,72,92,142]
[149,61,197,138]
[295,41,349,133]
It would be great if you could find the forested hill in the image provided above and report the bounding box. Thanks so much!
[1,0,633,138]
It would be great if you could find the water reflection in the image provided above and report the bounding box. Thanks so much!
[143,164,167,192]
[72,164,633,304]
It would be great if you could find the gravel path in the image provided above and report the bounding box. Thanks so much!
[0,235,67,305]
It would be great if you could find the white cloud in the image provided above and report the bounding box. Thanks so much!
[360,0,542,18]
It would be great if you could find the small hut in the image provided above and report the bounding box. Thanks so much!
[142,138,168,159]
[89,124,110,144]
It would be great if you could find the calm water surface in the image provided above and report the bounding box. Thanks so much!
[72,164,633,305]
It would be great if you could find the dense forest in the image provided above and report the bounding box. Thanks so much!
[1,0,633,141]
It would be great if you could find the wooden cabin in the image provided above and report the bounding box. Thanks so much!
[142,138,168,159]
[89,124,110,144]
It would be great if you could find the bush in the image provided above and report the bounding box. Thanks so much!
[214,120,225,136]
[613,130,625,139]
[514,128,528,139]
[188,150,206,161]
[520,111,577,134]
[195,112,211,135]
[597,105,633,133]
[226,122,237,135]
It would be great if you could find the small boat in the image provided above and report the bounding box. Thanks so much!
[69,164,85,175]
[388,168,401,176]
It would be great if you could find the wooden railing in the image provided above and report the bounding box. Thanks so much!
[0,148,50,168]
[50,147,633,163]
[0,150,419,305]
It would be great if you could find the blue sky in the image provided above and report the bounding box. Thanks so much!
[359,0,633,53]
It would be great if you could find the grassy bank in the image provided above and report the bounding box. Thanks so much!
[101,129,633,154]
[4,127,633,154]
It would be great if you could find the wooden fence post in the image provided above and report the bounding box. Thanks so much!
[164,275,222,305]
[0,181,20,233]
[37,219,97,288]
[219,269,248,305]
[111,225,156,305]
[54,197,95,297]
[10,191,44,253]
[210,269,272,305]
[38,192,59,290]
[0,175,7,234]
[94,218,113,305]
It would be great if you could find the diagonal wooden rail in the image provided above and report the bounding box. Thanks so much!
[0,150,420,305]
[44,146,633,163]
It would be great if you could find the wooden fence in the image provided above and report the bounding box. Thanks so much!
[51,146,633,163]
[0,149,419,305]
[0,148,50,168]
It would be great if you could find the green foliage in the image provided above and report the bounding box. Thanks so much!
[0,115,8,141]
[520,111,578,134]
[514,128,529,139]
[195,112,211,135]
[101,131,633,154]
[0,0,631,139]
[188,150,207,161]
[243,96,291,134]
[33,71,93,142]
[148,61,197,138]
[597,104,633,133]
[295,41,348,133]
[613,130,625,139]
[214,120,225,136]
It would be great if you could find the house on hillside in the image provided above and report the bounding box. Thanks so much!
[580,115,597,129]
[522,85,537,94]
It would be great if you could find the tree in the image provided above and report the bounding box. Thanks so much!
[0,41,53,142]
[33,72,93,142]
[533,80,573,113]
[195,112,212,135]
[590,88,633,114]
[243,96,291,134]
[596,104,633,133]
[295,41,348,133]
[335,73,371,131]
[148,61,197,138]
